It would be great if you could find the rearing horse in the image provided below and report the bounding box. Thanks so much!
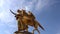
[21,10,45,34]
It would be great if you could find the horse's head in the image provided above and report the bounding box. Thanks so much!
[21,9,28,16]
[17,9,22,14]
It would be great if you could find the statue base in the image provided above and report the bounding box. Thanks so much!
[14,31,33,34]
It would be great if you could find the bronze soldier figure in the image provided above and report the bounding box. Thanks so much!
[10,9,28,32]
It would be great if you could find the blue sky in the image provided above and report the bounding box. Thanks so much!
[0,0,60,34]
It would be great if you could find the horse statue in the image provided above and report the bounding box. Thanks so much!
[10,9,44,34]
[20,9,45,34]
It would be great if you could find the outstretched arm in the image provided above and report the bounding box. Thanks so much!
[10,10,16,15]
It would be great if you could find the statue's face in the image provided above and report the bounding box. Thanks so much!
[17,9,26,15]
[17,10,22,14]
[21,10,25,14]
[28,11,30,14]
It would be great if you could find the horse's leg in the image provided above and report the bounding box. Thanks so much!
[34,23,40,34]
[32,29,35,34]
[18,20,21,31]
[18,19,24,31]
[25,25,28,32]
[36,29,40,34]
[26,28,28,31]
[32,28,40,34]
[33,28,40,34]
[22,19,28,32]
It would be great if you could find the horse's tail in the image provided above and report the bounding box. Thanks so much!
[38,23,45,30]
[35,20,45,30]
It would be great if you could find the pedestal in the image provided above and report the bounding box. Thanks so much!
[14,31,33,34]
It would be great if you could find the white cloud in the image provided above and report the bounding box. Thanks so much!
[35,0,49,10]
[0,10,16,28]
[0,0,4,7]
[0,11,11,22]
[4,30,11,34]
[21,0,49,11]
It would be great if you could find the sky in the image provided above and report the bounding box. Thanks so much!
[0,0,60,34]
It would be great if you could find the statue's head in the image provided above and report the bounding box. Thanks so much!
[22,9,25,12]
[28,11,31,13]
[28,11,32,14]
[21,9,26,14]
[17,9,22,13]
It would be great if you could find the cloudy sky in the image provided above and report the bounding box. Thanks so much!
[0,0,60,34]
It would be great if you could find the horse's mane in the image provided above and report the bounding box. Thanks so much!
[23,11,28,16]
